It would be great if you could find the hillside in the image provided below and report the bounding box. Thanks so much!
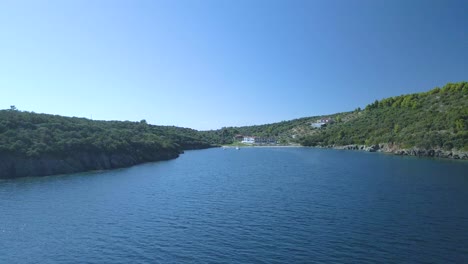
[201,82,467,158]
[198,113,351,145]
[1,81,466,178]
[0,110,213,178]
[299,82,468,155]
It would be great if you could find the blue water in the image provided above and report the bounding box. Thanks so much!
[1,147,467,263]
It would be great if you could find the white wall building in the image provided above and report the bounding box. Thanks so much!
[242,136,255,144]
[311,118,333,128]
[241,136,277,145]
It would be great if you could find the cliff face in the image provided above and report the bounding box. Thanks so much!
[0,150,180,179]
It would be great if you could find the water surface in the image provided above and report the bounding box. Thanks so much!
[1,148,467,263]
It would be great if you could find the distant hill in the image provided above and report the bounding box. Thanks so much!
[0,110,213,178]
[202,82,467,158]
[197,112,349,145]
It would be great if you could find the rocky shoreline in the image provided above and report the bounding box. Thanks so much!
[329,143,468,160]
[0,150,181,179]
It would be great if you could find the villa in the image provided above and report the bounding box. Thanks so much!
[241,136,277,145]
[311,117,334,128]
[242,136,256,144]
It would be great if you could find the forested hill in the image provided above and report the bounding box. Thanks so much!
[0,110,213,178]
[200,81,467,157]
[197,116,325,145]
[197,114,348,145]
[1,81,466,178]
[299,82,468,152]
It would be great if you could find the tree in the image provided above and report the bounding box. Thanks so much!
[394,124,400,134]
[335,115,342,123]
[454,119,466,133]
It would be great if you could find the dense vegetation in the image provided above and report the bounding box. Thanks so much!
[299,82,468,150]
[0,109,212,159]
[1,81,465,178]
[200,81,467,151]
[198,116,337,145]
[3,82,464,156]
[197,120,301,145]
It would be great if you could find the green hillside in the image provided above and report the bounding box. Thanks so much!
[299,82,468,150]
[0,110,212,158]
[0,110,213,178]
[197,113,353,145]
[197,116,323,145]
[1,81,466,178]
[200,81,467,152]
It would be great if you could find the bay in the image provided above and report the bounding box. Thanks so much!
[1,147,467,263]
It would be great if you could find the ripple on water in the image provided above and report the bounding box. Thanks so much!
[0,148,467,263]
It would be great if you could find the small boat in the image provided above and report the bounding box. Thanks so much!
[236,147,240,150]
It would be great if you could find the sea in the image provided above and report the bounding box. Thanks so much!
[1,147,467,263]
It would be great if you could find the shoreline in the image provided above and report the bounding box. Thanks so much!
[222,143,468,161]
[325,143,468,160]
[0,145,217,180]
[4,143,465,180]
[221,144,302,148]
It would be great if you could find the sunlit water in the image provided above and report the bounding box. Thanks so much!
[1,147,467,263]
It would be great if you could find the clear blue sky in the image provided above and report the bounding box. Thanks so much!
[1,0,467,130]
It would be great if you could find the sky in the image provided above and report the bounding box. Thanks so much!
[0,0,467,130]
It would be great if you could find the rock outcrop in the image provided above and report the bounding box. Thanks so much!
[332,143,468,160]
[0,150,180,179]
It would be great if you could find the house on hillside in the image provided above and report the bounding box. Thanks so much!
[311,117,334,128]
[241,136,277,145]
[242,136,255,144]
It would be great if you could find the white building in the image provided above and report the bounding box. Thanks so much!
[311,118,333,128]
[241,136,277,145]
[241,136,255,144]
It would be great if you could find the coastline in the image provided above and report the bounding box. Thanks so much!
[0,151,180,180]
[0,145,217,180]
[221,144,303,148]
[325,143,468,160]
[3,143,465,180]
[222,143,468,160]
